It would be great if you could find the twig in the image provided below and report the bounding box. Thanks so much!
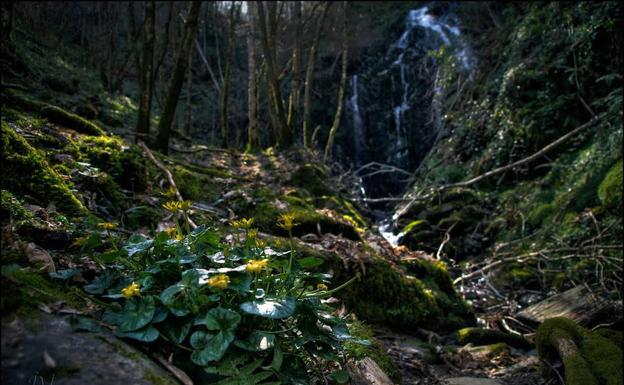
[169,145,233,154]
[436,222,456,260]
[139,141,197,229]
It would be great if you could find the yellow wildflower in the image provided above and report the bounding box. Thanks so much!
[121,282,141,298]
[178,200,192,211]
[248,228,259,239]
[231,218,254,229]
[164,227,177,237]
[255,239,267,249]
[163,201,180,212]
[161,186,177,198]
[245,259,270,274]
[277,213,298,231]
[175,233,184,241]
[207,274,230,289]
[317,283,328,291]
[97,222,118,231]
[274,239,283,248]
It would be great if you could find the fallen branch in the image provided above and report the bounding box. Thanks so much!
[169,145,233,154]
[139,141,197,229]
[396,113,609,219]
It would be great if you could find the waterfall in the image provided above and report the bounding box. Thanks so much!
[350,75,366,165]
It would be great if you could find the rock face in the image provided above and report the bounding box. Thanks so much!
[1,314,180,385]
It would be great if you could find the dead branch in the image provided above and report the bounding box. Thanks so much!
[169,144,233,154]
[395,113,609,219]
[139,141,197,229]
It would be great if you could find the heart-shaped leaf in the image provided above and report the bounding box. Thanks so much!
[124,234,153,256]
[190,330,235,365]
[196,307,241,331]
[160,283,190,316]
[240,297,296,319]
[159,316,193,344]
[115,325,159,342]
[84,270,117,294]
[118,295,156,332]
[49,268,82,280]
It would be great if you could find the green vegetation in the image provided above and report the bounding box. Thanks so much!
[536,317,622,385]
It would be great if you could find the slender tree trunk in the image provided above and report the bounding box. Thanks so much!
[286,1,302,132]
[246,10,259,152]
[155,1,202,155]
[136,1,155,143]
[323,1,348,162]
[256,1,289,147]
[184,51,193,134]
[221,2,237,148]
[303,2,330,148]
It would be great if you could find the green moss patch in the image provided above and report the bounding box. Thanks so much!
[598,159,623,213]
[457,327,533,350]
[537,317,623,385]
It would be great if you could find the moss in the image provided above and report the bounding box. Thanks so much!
[1,190,35,221]
[457,327,533,350]
[536,317,623,385]
[1,268,88,319]
[526,202,558,228]
[401,219,428,235]
[1,121,86,216]
[4,90,105,136]
[171,166,219,202]
[345,321,401,383]
[288,163,334,197]
[337,259,473,332]
[598,159,623,213]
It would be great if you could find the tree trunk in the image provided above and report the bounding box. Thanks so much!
[221,2,237,148]
[155,1,202,155]
[136,1,155,143]
[323,1,348,162]
[303,2,330,148]
[184,51,193,135]
[246,9,259,152]
[255,1,290,148]
[286,1,302,133]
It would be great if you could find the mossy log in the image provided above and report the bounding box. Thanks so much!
[536,317,622,385]
[3,90,106,136]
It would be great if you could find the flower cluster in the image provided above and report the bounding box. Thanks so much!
[207,274,230,289]
[277,213,298,231]
[97,222,118,230]
[231,218,254,229]
[245,259,270,274]
[162,200,193,212]
[121,282,141,298]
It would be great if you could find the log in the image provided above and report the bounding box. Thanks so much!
[516,286,610,326]
[347,357,394,385]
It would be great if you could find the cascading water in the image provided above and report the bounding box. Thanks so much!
[352,5,475,246]
[350,75,366,166]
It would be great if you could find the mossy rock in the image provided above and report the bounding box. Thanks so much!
[536,317,623,385]
[336,258,473,332]
[288,163,334,197]
[598,159,623,213]
[456,327,533,350]
[345,321,401,383]
[3,90,105,136]
[171,165,219,202]
[526,202,558,228]
[1,122,86,216]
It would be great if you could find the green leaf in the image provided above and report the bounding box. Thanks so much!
[278,354,308,385]
[234,331,275,352]
[298,256,324,268]
[49,268,82,280]
[102,303,123,325]
[159,316,193,344]
[68,315,102,332]
[115,325,159,342]
[190,330,235,365]
[160,283,190,316]
[197,307,241,331]
[152,307,169,323]
[84,270,117,294]
[80,233,102,254]
[329,370,350,384]
[124,234,153,256]
[118,295,156,332]
[240,297,296,319]
[271,344,283,371]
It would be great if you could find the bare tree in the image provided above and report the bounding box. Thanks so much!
[221,2,238,148]
[302,2,330,148]
[155,1,202,155]
[136,1,155,143]
[286,1,303,132]
[323,1,348,162]
[246,6,259,152]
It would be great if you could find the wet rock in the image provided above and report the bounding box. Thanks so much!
[1,313,180,385]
